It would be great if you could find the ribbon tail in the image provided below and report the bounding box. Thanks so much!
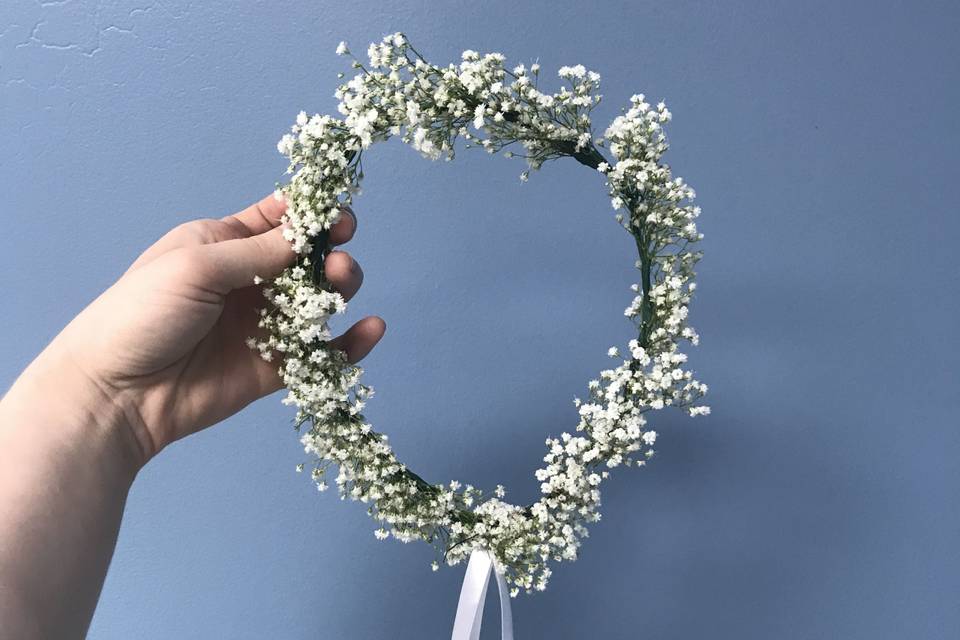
[450,550,514,640]
[493,563,514,640]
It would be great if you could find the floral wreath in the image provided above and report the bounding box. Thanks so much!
[253,33,709,596]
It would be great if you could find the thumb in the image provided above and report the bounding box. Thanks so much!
[199,225,296,292]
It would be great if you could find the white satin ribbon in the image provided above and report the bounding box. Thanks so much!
[450,550,514,640]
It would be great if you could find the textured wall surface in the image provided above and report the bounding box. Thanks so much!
[2,1,959,638]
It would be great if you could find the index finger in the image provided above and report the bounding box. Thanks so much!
[228,195,357,246]
[223,193,288,236]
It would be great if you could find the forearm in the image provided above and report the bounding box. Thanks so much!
[0,193,371,637]
[0,347,142,639]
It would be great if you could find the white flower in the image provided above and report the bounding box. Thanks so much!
[473,103,486,130]
[558,64,586,79]
[336,41,349,56]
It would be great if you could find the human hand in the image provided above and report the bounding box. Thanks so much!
[39,194,385,466]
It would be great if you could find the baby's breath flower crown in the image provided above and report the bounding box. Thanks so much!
[258,33,709,596]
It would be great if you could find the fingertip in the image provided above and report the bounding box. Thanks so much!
[332,315,386,363]
[328,205,357,245]
[324,250,364,300]
[369,314,386,336]
[356,314,387,349]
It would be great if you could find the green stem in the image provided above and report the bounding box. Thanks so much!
[635,231,654,347]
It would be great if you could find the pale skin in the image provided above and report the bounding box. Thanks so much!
[0,194,385,639]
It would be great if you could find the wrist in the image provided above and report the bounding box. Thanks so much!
[1,344,147,479]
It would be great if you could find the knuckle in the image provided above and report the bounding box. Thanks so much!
[167,218,221,245]
[249,233,274,258]
[167,245,210,275]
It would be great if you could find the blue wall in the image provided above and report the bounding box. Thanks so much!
[2,1,958,638]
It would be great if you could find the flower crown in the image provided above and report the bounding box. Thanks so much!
[252,33,709,595]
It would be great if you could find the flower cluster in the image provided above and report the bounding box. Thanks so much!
[256,33,709,595]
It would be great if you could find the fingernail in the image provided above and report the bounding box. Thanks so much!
[340,204,357,231]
